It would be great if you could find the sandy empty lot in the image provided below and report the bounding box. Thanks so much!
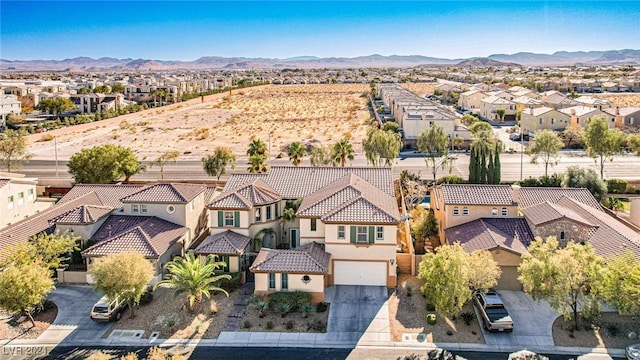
[27,84,371,161]
[594,93,640,107]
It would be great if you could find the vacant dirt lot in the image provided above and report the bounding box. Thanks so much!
[27,84,371,161]
[399,83,437,97]
[389,274,484,343]
[0,301,57,340]
[594,93,640,107]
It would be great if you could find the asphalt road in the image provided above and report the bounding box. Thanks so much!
[17,151,640,186]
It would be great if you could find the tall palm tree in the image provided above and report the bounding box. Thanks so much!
[287,142,307,166]
[247,139,267,157]
[154,252,231,312]
[247,154,268,173]
[331,138,355,167]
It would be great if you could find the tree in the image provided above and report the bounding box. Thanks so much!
[150,150,180,181]
[496,108,506,121]
[201,147,236,181]
[627,133,640,156]
[309,145,332,167]
[67,144,144,184]
[89,252,154,319]
[247,154,268,173]
[417,125,449,181]
[0,231,79,271]
[331,138,354,167]
[468,130,496,184]
[526,130,563,177]
[583,116,624,179]
[0,264,54,327]
[562,166,607,200]
[469,121,493,135]
[363,126,402,167]
[0,129,32,172]
[418,243,500,317]
[286,141,307,166]
[518,237,604,330]
[561,125,583,149]
[247,138,267,158]
[409,207,438,246]
[601,251,640,316]
[6,113,25,126]
[154,252,231,312]
[461,114,478,127]
[382,121,399,133]
[110,83,125,94]
[36,97,75,116]
[487,140,502,184]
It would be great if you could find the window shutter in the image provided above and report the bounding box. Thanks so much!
[350,226,356,244]
[234,211,240,227]
[217,211,223,227]
[275,203,279,217]
[368,226,375,244]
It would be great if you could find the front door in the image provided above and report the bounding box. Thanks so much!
[289,228,300,249]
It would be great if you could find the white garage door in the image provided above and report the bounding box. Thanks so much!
[333,261,387,286]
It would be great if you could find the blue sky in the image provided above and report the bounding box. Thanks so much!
[1,1,639,61]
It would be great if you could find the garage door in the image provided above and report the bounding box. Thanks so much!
[333,261,387,286]
[495,266,522,290]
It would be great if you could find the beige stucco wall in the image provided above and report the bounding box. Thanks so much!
[299,218,326,243]
[1,180,45,228]
[55,217,110,241]
[254,272,325,302]
[209,209,250,237]
[443,204,518,230]
[402,118,455,140]
[521,110,570,132]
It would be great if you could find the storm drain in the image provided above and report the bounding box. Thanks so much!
[402,333,426,342]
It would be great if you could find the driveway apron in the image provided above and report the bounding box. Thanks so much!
[327,285,388,333]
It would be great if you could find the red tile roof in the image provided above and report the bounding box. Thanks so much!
[121,183,205,203]
[208,179,281,209]
[58,184,144,208]
[521,200,597,227]
[194,230,251,256]
[83,215,187,258]
[52,205,114,224]
[445,218,534,255]
[250,242,330,274]
[518,187,601,210]
[0,179,10,189]
[439,184,514,205]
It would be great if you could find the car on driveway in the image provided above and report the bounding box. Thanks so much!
[509,132,529,141]
[90,295,128,322]
[473,289,513,332]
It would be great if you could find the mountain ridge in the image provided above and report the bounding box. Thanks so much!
[2,49,639,71]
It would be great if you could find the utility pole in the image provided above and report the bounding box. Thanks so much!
[54,135,59,178]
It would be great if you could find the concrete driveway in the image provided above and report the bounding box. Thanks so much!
[37,285,110,345]
[480,290,559,351]
[327,285,388,333]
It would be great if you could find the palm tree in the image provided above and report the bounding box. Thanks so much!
[247,139,267,157]
[287,142,307,166]
[331,138,355,167]
[248,154,268,173]
[154,252,231,312]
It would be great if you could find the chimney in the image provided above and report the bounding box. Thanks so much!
[511,184,521,205]
[570,109,576,116]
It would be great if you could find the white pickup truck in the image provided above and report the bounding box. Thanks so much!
[473,290,513,333]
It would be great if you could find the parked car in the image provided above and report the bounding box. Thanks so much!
[627,343,640,360]
[473,289,513,332]
[509,132,529,141]
[90,295,128,322]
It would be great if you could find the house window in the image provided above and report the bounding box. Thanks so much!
[132,204,139,213]
[190,201,195,211]
[560,231,566,241]
[501,207,508,216]
[453,207,459,216]
[141,204,148,213]
[224,211,234,226]
[27,188,34,201]
[275,203,279,217]
[17,192,24,206]
[338,226,345,239]
[310,218,317,232]
[255,208,261,222]
[268,273,276,290]
[539,118,543,124]
[221,256,230,272]
[357,226,368,243]
[551,118,556,124]
[281,273,288,290]
[462,207,469,216]
[376,226,384,240]
[491,208,498,216]
[266,206,272,220]
[7,196,14,210]
[629,118,634,125]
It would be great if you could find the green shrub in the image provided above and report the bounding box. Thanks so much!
[405,284,414,297]
[243,320,252,329]
[446,329,453,336]
[139,288,154,306]
[436,175,466,185]
[285,320,295,330]
[607,179,627,194]
[316,302,328,313]
[275,302,291,318]
[217,272,242,292]
[460,311,476,325]
[266,320,274,329]
[307,319,326,332]
[426,303,436,311]
[427,313,437,325]
[267,291,311,312]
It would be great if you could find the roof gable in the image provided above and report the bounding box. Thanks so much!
[121,183,205,203]
[52,205,114,224]
[58,184,143,208]
[445,218,533,255]
[194,230,251,255]
[250,242,330,274]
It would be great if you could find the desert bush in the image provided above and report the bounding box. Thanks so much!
[436,175,466,185]
[606,324,620,337]
[446,330,454,336]
[301,303,315,318]
[39,133,54,142]
[243,320,252,329]
[427,313,437,325]
[275,302,291,318]
[426,303,436,311]
[316,301,328,313]
[307,319,326,332]
[266,320,274,329]
[121,352,138,360]
[217,272,242,292]
[267,291,311,312]
[163,314,179,331]
[460,311,476,325]
[285,320,295,330]
[606,179,627,194]
[139,288,154,306]
[405,284,414,297]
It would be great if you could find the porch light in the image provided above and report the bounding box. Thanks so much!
[389,259,395,266]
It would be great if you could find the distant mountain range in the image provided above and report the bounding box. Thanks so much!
[2,49,639,71]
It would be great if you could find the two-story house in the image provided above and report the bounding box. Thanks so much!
[520,106,571,133]
[1,175,53,229]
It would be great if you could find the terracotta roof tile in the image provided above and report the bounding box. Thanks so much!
[440,184,514,205]
[82,215,187,258]
[194,230,251,256]
[250,242,330,274]
[209,179,281,209]
[518,187,601,210]
[121,183,205,203]
[445,218,534,255]
[0,179,10,189]
[52,205,114,224]
[58,184,143,208]
[521,201,597,227]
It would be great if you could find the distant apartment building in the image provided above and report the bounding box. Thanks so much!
[70,93,126,114]
[0,175,53,229]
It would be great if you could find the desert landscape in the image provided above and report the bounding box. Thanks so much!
[26,84,372,161]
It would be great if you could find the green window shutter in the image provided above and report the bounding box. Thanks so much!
[368,226,375,244]
[234,211,240,227]
[275,203,279,217]
[350,226,356,244]
[217,211,223,227]
[222,256,230,272]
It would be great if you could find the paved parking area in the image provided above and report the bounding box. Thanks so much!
[327,285,388,333]
[480,290,559,350]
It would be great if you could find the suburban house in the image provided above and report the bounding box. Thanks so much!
[69,93,127,114]
[542,93,579,110]
[559,106,611,128]
[206,166,401,303]
[0,95,22,130]
[603,106,640,129]
[458,89,486,112]
[430,184,640,290]
[479,95,517,121]
[1,174,53,229]
[520,106,571,133]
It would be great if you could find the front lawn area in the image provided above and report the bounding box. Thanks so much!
[239,292,329,333]
[0,300,58,340]
[553,312,640,349]
[389,274,484,343]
